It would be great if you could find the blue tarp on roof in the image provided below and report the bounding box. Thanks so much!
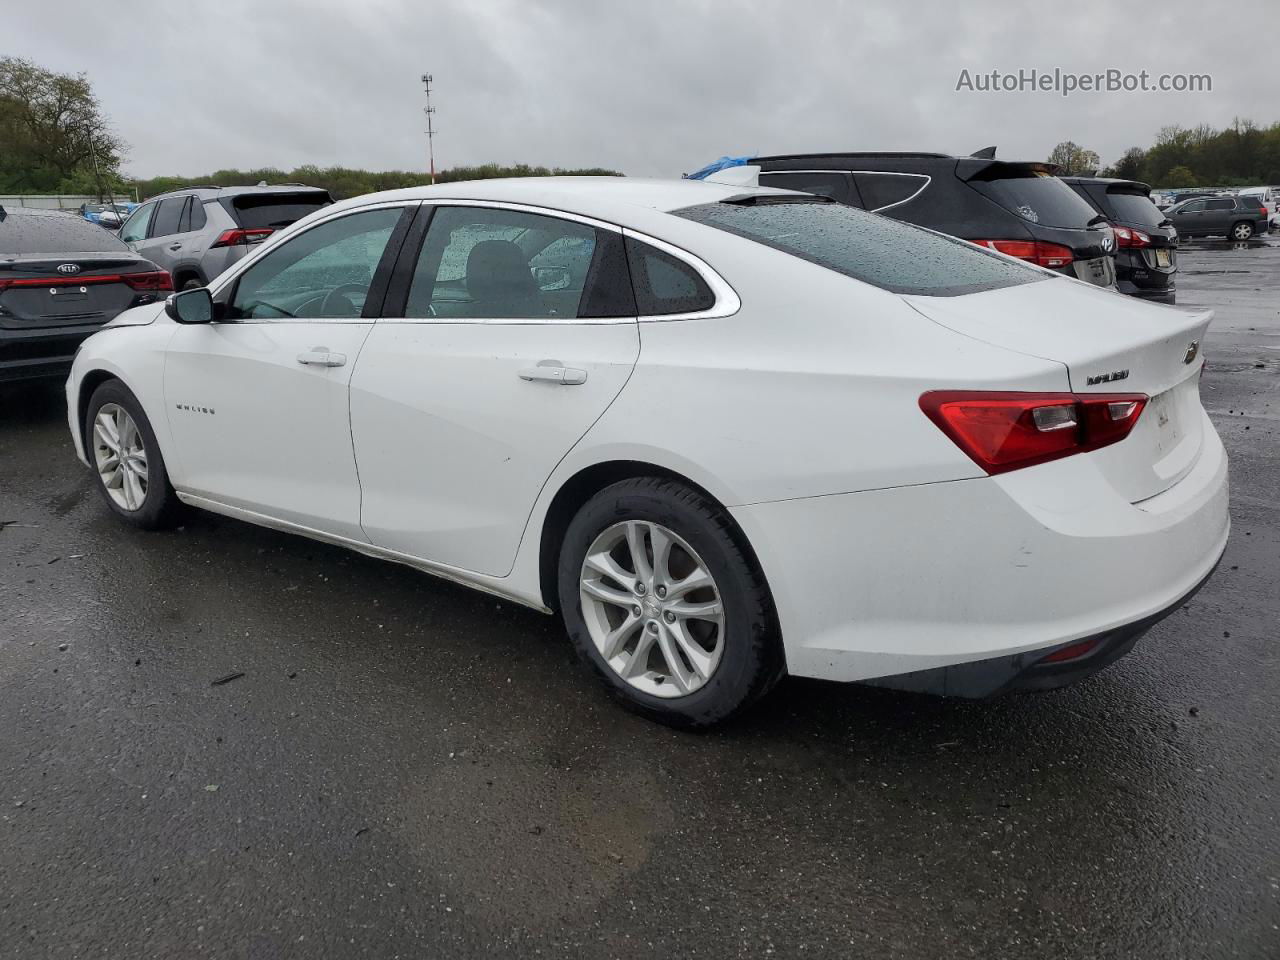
[684,155,756,180]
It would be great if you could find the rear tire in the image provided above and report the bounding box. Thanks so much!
[1230,221,1254,241]
[558,477,784,728]
[85,380,182,529]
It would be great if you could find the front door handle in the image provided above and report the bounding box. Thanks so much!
[519,361,587,385]
[297,347,347,367]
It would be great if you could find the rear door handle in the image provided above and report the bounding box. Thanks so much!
[519,361,587,385]
[297,348,347,367]
[168,243,182,250]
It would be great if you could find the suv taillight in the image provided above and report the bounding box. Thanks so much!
[1111,224,1152,248]
[210,228,274,248]
[919,391,1148,475]
[973,239,1074,269]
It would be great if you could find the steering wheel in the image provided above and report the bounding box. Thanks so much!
[319,283,370,318]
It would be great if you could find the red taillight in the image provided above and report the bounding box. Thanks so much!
[973,239,1074,269]
[1111,224,1151,248]
[0,271,172,292]
[210,228,274,248]
[1039,637,1102,663]
[122,270,174,291]
[919,391,1148,475]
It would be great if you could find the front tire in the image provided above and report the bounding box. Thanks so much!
[85,380,181,529]
[558,477,784,728]
[1231,221,1254,241]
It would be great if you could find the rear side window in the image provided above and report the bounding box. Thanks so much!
[675,199,1044,297]
[852,172,929,211]
[231,192,332,230]
[1104,189,1167,229]
[0,212,130,255]
[407,206,634,319]
[177,197,208,233]
[151,196,186,237]
[625,238,715,315]
[968,172,1100,228]
[758,172,852,204]
[1236,196,1263,210]
[1205,199,1234,211]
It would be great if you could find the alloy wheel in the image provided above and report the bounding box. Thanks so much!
[1232,223,1253,240]
[93,403,149,511]
[579,520,725,698]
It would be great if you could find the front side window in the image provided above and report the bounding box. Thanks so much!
[151,196,186,238]
[228,208,402,320]
[120,202,155,243]
[675,199,1044,297]
[1178,200,1206,213]
[407,206,633,319]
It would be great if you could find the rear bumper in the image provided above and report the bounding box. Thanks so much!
[862,554,1220,697]
[730,413,1229,686]
[0,325,100,382]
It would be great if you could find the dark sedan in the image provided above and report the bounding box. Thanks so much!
[0,206,171,382]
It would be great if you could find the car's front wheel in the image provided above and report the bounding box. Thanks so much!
[86,380,181,529]
[1231,221,1255,241]
[558,477,784,728]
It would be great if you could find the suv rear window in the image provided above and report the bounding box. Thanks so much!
[1104,189,1167,229]
[228,192,332,230]
[969,171,1100,228]
[0,211,130,255]
[674,200,1044,297]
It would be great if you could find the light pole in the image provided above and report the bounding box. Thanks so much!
[421,73,437,185]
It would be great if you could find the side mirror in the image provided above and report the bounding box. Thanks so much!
[533,265,571,292]
[165,287,214,324]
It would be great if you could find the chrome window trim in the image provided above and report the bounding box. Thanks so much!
[759,168,932,214]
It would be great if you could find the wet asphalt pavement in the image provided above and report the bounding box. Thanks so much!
[2,241,1278,960]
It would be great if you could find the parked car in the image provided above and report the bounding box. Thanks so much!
[716,151,1119,289]
[66,178,1227,727]
[0,205,171,382]
[1061,177,1178,303]
[117,184,333,290]
[1166,195,1270,240]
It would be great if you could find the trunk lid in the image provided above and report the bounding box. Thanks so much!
[905,278,1212,502]
[0,257,159,330]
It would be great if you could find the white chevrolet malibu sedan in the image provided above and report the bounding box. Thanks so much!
[66,177,1229,727]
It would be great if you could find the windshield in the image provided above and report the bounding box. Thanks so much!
[969,172,1101,228]
[674,200,1045,297]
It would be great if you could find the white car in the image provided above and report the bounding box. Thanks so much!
[65,177,1229,727]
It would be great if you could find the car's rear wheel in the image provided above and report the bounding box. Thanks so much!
[1231,221,1255,241]
[558,477,783,728]
[86,380,181,529]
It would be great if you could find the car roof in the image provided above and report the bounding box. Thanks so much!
[328,177,792,220]
[1060,176,1153,193]
[145,184,331,202]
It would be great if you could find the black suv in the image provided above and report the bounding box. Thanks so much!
[0,206,170,382]
[751,152,1118,288]
[1166,195,1270,241]
[1061,177,1177,304]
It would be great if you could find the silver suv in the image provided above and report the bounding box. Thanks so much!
[116,184,333,290]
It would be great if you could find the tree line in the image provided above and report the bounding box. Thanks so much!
[1049,120,1280,187]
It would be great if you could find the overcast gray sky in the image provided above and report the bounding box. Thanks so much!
[7,0,1277,178]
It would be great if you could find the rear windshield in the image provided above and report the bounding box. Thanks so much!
[229,192,332,229]
[969,172,1101,229]
[0,211,130,255]
[1105,189,1168,229]
[674,200,1045,297]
